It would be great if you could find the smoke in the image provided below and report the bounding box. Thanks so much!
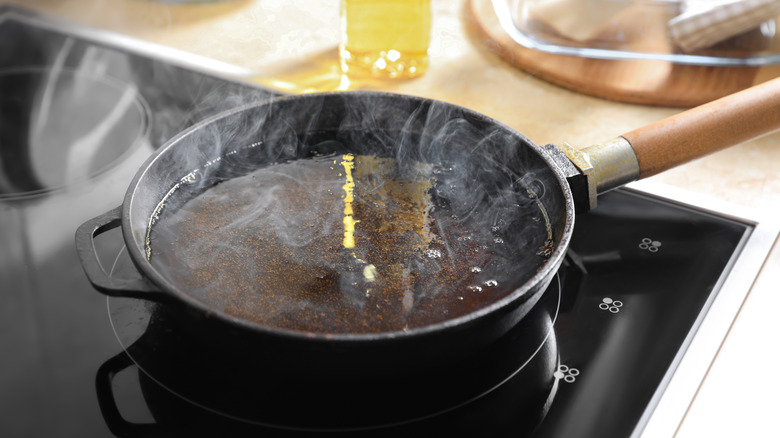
[142,92,561,335]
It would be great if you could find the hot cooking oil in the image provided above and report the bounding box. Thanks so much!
[340,0,431,79]
[147,149,553,335]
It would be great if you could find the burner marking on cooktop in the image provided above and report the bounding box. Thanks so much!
[639,237,662,253]
[554,365,580,383]
[599,297,623,313]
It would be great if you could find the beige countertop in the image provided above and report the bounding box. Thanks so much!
[5,0,779,436]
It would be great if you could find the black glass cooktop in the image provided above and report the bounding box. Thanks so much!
[0,6,774,438]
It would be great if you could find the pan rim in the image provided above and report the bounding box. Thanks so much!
[121,90,576,344]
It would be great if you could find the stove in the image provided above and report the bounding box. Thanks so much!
[1,6,778,437]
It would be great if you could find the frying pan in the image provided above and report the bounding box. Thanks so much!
[76,77,780,373]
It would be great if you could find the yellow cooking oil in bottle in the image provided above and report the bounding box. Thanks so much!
[340,0,431,79]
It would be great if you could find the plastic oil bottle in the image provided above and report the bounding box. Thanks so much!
[340,0,431,79]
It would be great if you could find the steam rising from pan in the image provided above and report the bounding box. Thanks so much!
[139,92,560,335]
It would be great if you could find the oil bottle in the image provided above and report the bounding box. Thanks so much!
[340,0,431,79]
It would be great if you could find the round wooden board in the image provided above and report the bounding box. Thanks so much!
[467,0,780,107]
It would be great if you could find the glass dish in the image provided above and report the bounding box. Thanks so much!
[493,0,780,66]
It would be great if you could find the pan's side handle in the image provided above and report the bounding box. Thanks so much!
[75,206,168,303]
[620,76,780,179]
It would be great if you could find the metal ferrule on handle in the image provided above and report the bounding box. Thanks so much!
[557,138,640,210]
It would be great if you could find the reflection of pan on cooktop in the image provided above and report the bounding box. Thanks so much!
[98,275,561,436]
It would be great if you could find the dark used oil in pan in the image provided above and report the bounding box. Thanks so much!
[148,152,553,334]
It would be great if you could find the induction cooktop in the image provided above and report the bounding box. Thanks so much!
[1,6,777,438]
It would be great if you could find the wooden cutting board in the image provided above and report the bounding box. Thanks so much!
[467,0,780,107]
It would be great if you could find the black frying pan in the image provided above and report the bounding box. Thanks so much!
[76,78,780,373]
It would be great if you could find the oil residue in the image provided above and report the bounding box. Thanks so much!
[148,153,551,334]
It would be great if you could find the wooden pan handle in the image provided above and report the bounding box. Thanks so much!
[622,76,780,179]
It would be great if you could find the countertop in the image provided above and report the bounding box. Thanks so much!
[4,0,779,436]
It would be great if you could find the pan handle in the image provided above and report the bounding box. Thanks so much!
[75,206,169,303]
[622,76,780,179]
[575,76,780,209]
